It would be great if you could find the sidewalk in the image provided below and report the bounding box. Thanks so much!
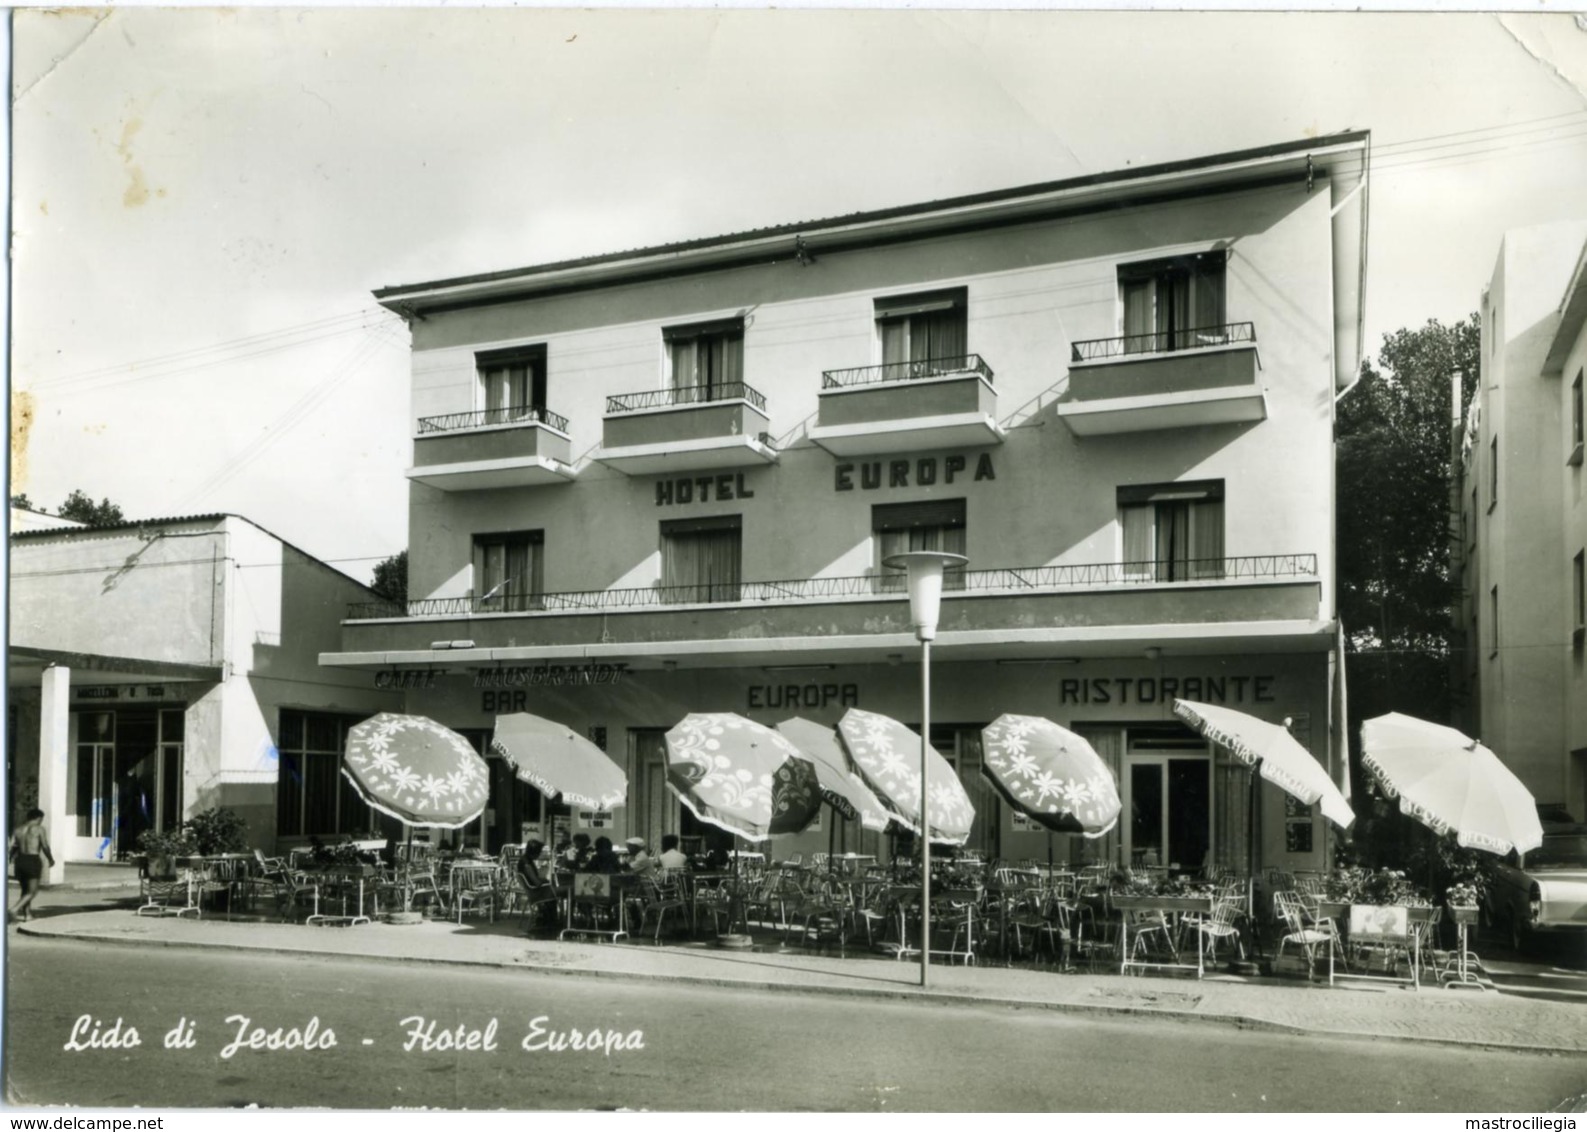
[16,898,1587,1057]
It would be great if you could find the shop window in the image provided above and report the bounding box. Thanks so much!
[477,345,548,423]
[1118,252,1227,353]
[873,499,967,592]
[664,318,744,401]
[874,288,968,376]
[661,515,741,603]
[1118,480,1225,581]
[472,530,544,612]
[277,709,376,839]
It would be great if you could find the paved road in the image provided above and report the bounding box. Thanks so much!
[6,936,1586,1112]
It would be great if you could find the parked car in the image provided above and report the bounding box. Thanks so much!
[1484,828,1587,954]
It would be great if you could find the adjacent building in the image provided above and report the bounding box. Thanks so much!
[1456,223,1587,822]
[322,133,1371,872]
[7,513,401,876]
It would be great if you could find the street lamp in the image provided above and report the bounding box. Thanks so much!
[883,549,968,988]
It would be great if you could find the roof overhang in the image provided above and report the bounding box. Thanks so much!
[1543,240,1587,377]
[375,134,1372,372]
[320,618,1339,673]
[6,647,223,684]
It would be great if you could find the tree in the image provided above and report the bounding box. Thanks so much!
[10,493,35,510]
[1336,315,1480,868]
[371,549,408,604]
[56,489,125,526]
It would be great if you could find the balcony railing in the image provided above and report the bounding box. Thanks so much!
[822,355,994,390]
[417,406,570,434]
[1070,323,1256,364]
[345,553,1318,620]
[606,382,767,415]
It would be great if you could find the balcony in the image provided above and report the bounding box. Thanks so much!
[597,382,778,476]
[1058,323,1265,436]
[336,553,1323,662]
[809,355,1005,457]
[408,407,576,491]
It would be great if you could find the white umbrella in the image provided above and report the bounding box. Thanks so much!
[1359,713,1542,856]
[1173,700,1355,830]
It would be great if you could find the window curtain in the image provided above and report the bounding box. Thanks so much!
[1070,724,1122,867]
[671,334,742,397]
[1192,263,1227,338]
[1189,499,1226,579]
[1121,279,1154,351]
[1213,746,1250,875]
[873,523,967,593]
[1155,502,1190,581]
[662,529,742,603]
[475,538,542,611]
[1121,504,1153,580]
[917,310,967,366]
[953,727,999,860]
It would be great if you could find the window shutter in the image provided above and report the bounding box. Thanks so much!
[872,499,967,532]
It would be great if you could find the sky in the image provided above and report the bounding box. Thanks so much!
[10,8,1587,585]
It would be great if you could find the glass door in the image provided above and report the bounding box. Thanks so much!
[1124,754,1212,874]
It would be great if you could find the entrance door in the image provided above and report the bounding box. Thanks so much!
[1124,755,1212,873]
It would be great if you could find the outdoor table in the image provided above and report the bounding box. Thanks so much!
[560,873,633,942]
[888,886,980,965]
[178,855,254,920]
[1317,901,1431,988]
[1112,894,1214,979]
[307,867,375,927]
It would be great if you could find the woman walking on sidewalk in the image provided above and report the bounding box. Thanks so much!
[9,808,55,922]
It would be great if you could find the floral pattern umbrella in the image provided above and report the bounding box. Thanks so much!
[342,713,490,828]
[663,713,821,842]
[1360,712,1542,855]
[836,708,975,845]
[1173,700,1355,830]
[980,714,1121,836]
[774,717,893,833]
[492,712,627,811]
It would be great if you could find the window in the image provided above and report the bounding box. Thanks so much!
[665,318,743,400]
[1119,481,1226,581]
[1571,369,1583,466]
[661,515,741,603]
[1119,252,1227,353]
[477,345,547,423]
[1573,550,1584,649]
[276,710,376,839]
[875,288,969,376]
[473,530,545,612]
[1490,585,1500,659]
[873,499,967,592]
[1489,436,1498,510]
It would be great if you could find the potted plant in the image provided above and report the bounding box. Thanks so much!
[182,808,250,856]
[135,828,198,880]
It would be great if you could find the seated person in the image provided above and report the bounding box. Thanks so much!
[586,836,622,875]
[657,834,689,872]
[626,837,656,878]
[563,833,593,870]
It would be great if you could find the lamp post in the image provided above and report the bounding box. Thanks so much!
[883,549,968,988]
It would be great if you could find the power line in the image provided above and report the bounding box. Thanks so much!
[29,308,404,392]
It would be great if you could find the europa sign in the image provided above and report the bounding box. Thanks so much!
[834,453,994,492]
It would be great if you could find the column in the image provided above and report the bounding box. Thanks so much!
[38,664,70,885]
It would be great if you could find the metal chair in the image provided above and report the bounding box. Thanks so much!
[1275,890,1337,981]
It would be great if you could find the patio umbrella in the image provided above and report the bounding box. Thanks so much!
[342,712,490,828]
[663,713,822,842]
[980,714,1122,837]
[1359,712,1542,856]
[775,717,893,834]
[1172,701,1355,831]
[836,708,975,846]
[492,712,628,811]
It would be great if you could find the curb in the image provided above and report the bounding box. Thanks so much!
[17,922,1583,1058]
